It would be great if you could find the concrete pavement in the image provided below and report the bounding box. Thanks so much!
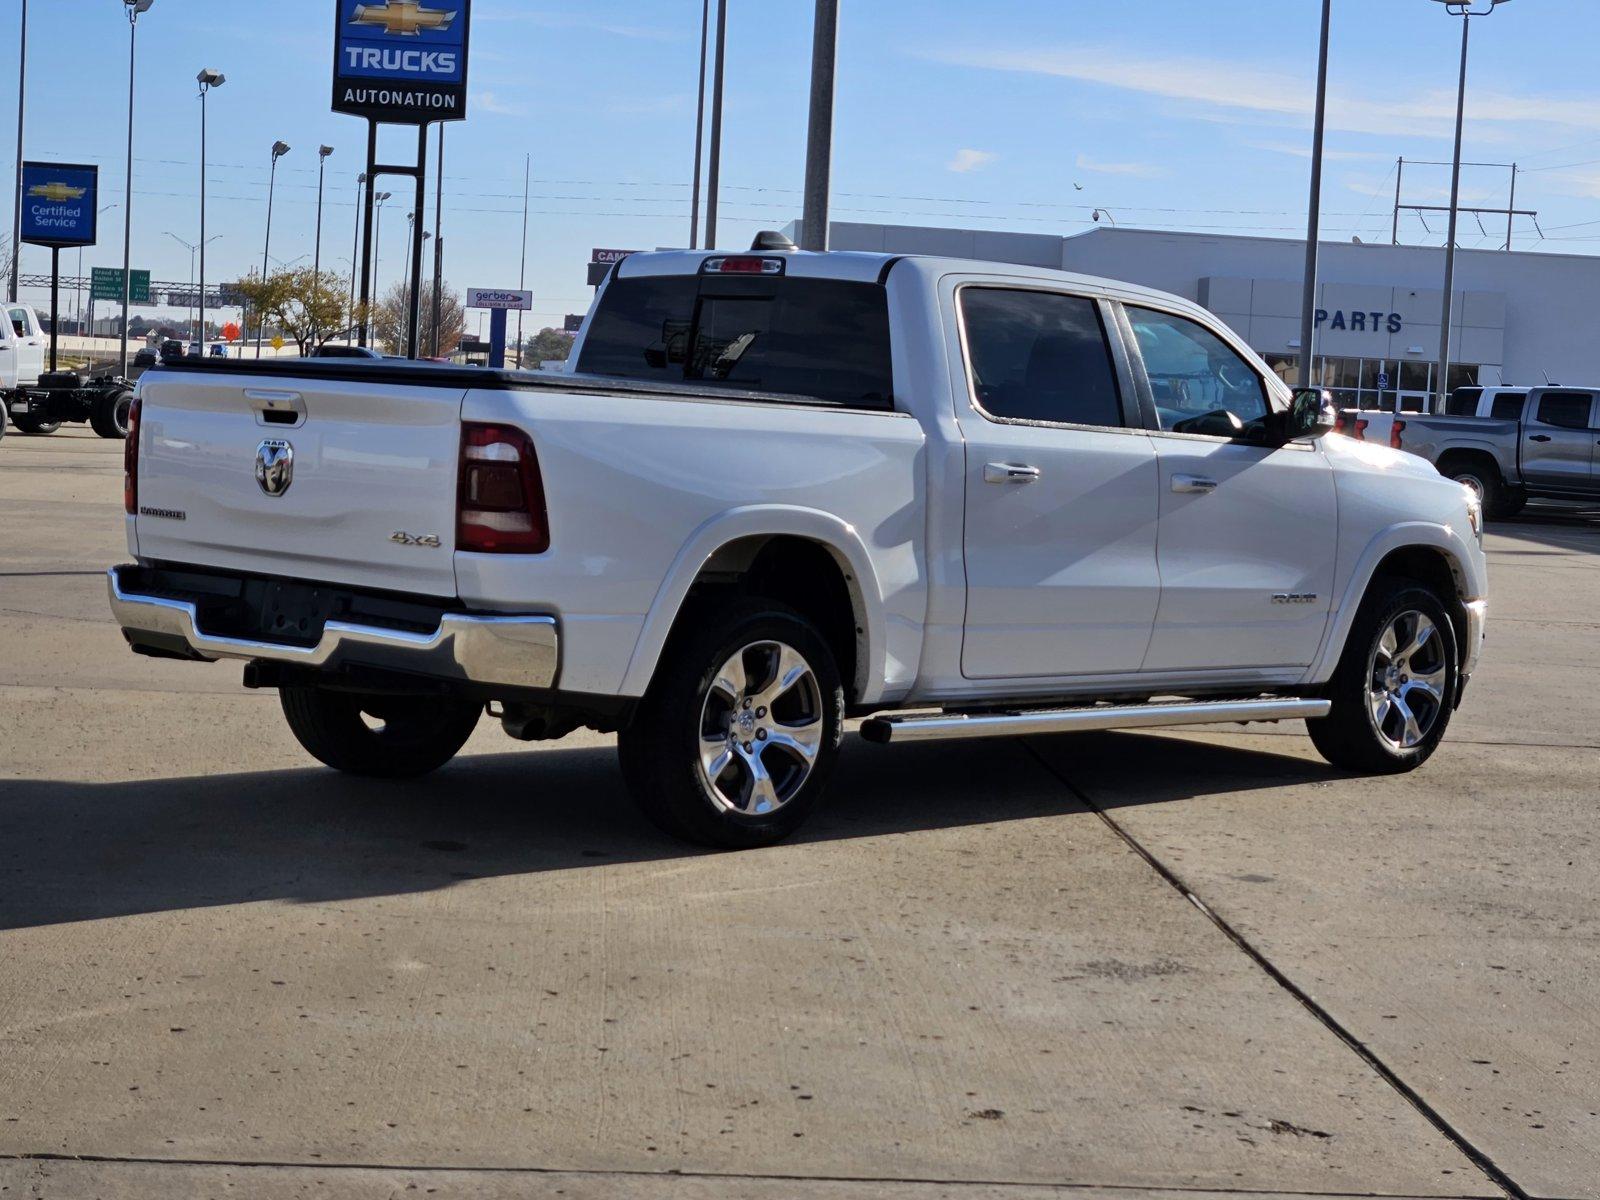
[1,429,1596,1199]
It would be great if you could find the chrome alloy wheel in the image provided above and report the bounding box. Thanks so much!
[698,640,824,816]
[1368,610,1448,750]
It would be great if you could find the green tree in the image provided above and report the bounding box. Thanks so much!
[232,268,357,355]
[522,327,575,366]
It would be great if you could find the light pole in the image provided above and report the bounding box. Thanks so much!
[689,0,708,248]
[8,0,24,303]
[119,0,155,375]
[703,0,728,247]
[310,145,332,345]
[165,232,219,338]
[197,68,223,351]
[370,191,391,305]
[255,140,289,358]
[799,0,839,251]
[1430,0,1512,409]
[1091,209,1117,226]
[350,172,366,342]
[1296,0,1332,390]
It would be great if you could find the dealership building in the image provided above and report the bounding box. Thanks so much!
[815,222,1600,409]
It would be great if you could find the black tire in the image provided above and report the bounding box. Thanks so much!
[279,685,482,778]
[1490,487,1527,520]
[0,402,6,442]
[10,414,60,435]
[1307,577,1459,775]
[90,389,134,439]
[1438,456,1500,516]
[618,598,845,849]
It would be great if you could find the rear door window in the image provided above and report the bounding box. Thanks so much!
[959,287,1125,428]
[576,273,893,409]
[1535,392,1595,430]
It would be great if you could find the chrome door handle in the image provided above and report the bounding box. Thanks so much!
[1171,474,1219,494]
[984,462,1040,484]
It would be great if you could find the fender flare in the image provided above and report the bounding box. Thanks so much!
[1306,520,1483,683]
[618,505,888,701]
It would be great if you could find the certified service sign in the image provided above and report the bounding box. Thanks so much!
[20,162,98,248]
[332,0,471,123]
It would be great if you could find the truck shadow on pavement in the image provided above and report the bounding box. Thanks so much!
[0,732,1335,932]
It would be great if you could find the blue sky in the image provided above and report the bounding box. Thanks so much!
[5,0,1598,329]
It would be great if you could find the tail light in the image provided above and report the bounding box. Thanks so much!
[457,422,549,553]
[1352,417,1370,442]
[123,396,142,514]
[1333,413,1348,436]
[1390,419,1406,450]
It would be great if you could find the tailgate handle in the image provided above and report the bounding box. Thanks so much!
[245,388,305,428]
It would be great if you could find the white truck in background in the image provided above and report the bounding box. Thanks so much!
[109,243,1488,848]
[1,302,136,440]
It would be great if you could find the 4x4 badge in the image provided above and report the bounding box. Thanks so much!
[255,439,294,497]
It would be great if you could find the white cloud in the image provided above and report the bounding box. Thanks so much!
[474,91,527,117]
[1245,141,1391,162]
[947,148,998,173]
[924,44,1600,142]
[474,7,679,42]
[1075,153,1164,179]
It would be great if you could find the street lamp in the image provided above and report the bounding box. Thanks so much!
[349,171,366,342]
[119,0,155,375]
[165,231,221,338]
[1091,209,1117,226]
[255,140,290,358]
[196,67,223,352]
[370,191,392,316]
[1296,0,1332,390]
[8,0,25,304]
[1429,0,1513,409]
[309,145,333,346]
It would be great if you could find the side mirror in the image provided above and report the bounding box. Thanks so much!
[1285,387,1338,441]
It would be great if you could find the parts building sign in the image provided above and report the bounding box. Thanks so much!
[332,0,471,123]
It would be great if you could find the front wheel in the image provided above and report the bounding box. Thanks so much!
[90,389,133,439]
[618,599,844,848]
[1308,577,1458,774]
[279,685,482,778]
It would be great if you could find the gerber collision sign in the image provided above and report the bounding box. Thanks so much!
[20,162,98,248]
[332,0,471,123]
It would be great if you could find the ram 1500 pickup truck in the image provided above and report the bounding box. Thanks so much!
[1393,385,1600,518]
[109,247,1489,848]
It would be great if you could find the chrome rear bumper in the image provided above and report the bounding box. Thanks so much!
[107,566,558,690]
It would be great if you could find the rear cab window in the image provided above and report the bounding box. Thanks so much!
[1488,392,1526,420]
[576,269,893,410]
[1534,391,1596,430]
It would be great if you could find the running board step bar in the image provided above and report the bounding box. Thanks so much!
[859,698,1331,745]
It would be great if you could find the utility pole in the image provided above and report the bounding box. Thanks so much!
[8,0,25,303]
[1391,157,1404,245]
[689,0,709,248]
[703,0,728,248]
[516,154,529,366]
[799,0,840,252]
[1296,0,1331,390]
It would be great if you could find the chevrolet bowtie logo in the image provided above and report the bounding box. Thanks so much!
[349,1,456,36]
[28,182,87,202]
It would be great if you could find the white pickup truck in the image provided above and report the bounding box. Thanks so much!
[110,246,1488,847]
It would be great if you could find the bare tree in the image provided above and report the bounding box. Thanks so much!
[371,279,464,358]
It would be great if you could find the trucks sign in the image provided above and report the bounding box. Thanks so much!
[20,162,98,248]
[332,0,471,124]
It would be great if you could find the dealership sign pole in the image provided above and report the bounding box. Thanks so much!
[19,162,98,372]
[332,0,471,357]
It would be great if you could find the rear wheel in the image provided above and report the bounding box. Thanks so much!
[90,388,133,439]
[1308,577,1458,774]
[618,599,844,848]
[10,414,60,435]
[279,685,482,778]
[1439,456,1500,516]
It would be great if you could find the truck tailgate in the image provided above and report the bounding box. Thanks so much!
[133,370,463,598]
